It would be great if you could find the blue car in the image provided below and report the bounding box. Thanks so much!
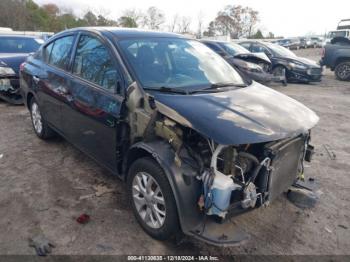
[0,35,43,104]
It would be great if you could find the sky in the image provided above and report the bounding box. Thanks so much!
[36,0,350,37]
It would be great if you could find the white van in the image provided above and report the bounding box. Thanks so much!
[323,29,350,46]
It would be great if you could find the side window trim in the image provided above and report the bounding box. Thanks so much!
[71,31,124,96]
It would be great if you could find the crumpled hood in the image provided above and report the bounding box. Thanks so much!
[153,82,319,145]
[0,53,29,75]
[235,52,271,64]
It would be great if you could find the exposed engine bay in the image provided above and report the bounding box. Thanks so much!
[150,113,314,221]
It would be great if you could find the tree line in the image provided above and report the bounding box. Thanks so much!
[0,0,274,39]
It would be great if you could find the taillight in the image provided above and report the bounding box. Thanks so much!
[321,48,325,57]
[20,62,26,71]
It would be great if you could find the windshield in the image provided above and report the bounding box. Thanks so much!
[118,38,245,91]
[218,42,250,56]
[328,31,348,38]
[0,37,43,53]
[265,42,296,57]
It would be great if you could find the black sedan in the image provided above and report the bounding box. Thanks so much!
[0,35,43,104]
[201,40,284,85]
[20,27,318,246]
[239,41,323,83]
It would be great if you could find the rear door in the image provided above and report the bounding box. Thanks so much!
[35,34,76,130]
[61,32,125,173]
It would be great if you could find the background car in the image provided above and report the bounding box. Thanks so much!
[201,40,286,85]
[0,34,43,104]
[309,37,323,48]
[239,40,323,83]
[299,37,308,49]
[323,30,350,46]
[277,38,301,50]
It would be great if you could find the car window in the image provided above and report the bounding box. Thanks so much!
[43,42,54,63]
[251,44,269,54]
[205,42,223,53]
[239,42,251,51]
[219,42,250,56]
[0,37,43,53]
[47,36,74,70]
[73,35,119,92]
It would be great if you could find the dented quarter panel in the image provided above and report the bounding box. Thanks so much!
[152,82,319,145]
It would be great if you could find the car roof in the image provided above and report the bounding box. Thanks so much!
[0,34,41,39]
[201,39,224,43]
[63,27,185,40]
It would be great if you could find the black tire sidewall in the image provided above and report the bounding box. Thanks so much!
[127,157,180,240]
[335,62,350,81]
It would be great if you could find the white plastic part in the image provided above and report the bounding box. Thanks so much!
[207,145,241,218]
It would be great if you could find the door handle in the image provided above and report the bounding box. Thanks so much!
[33,75,40,84]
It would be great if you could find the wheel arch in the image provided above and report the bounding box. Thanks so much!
[123,140,204,234]
[334,57,350,68]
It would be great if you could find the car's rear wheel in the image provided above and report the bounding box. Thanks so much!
[335,62,350,81]
[30,98,55,139]
[127,157,180,240]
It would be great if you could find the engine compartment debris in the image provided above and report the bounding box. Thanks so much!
[287,188,319,209]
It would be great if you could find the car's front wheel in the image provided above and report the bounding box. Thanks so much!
[127,157,180,240]
[30,98,55,139]
[335,61,350,81]
[272,65,288,86]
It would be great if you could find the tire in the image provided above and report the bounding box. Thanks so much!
[127,157,180,240]
[272,65,288,85]
[335,62,350,81]
[29,98,55,139]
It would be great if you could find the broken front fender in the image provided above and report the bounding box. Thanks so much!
[125,140,249,246]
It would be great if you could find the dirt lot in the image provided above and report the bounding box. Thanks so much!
[0,48,349,256]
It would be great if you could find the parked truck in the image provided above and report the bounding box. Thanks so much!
[320,37,350,81]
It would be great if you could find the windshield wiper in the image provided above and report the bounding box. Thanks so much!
[190,82,246,94]
[144,86,189,95]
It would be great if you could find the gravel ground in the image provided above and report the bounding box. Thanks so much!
[0,48,349,256]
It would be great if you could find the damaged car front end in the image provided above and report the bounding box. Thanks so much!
[0,35,43,104]
[117,36,318,246]
[0,60,22,104]
[201,40,286,85]
[125,83,318,245]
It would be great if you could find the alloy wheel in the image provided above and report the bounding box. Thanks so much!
[31,102,43,134]
[337,64,350,80]
[132,172,166,229]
